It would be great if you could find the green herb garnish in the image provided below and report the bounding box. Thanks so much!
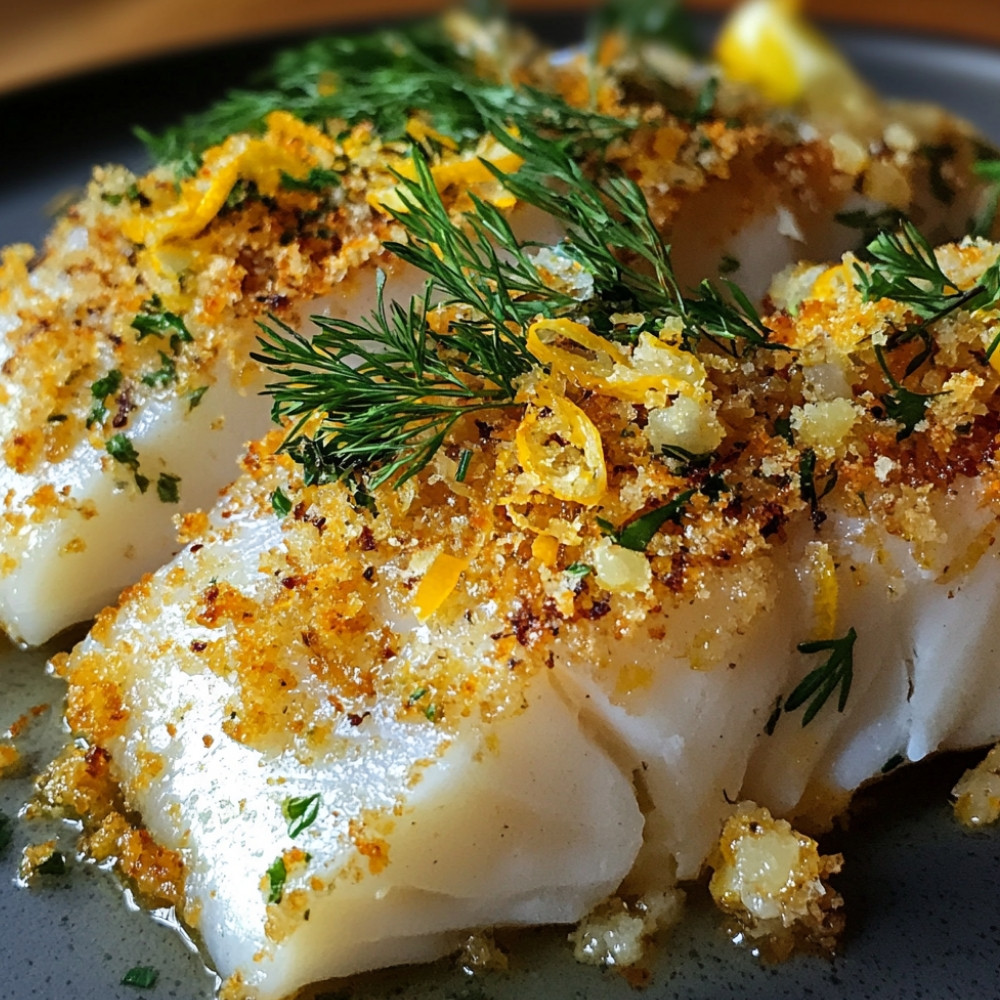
[455,449,473,483]
[87,369,123,427]
[280,167,343,193]
[798,448,837,525]
[266,856,287,904]
[834,207,908,258]
[106,433,149,493]
[255,100,777,488]
[602,489,695,552]
[156,472,181,504]
[856,221,1000,324]
[121,966,159,989]
[873,344,938,440]
[271,487,292,517]
[186,386,209,410]
[282,794,321,839]
[0,811,12,854]
[131,296,194,354]
[565,562,593,578]
[137,19,630,172]
[141,351,178,388]
[785,627,858,727]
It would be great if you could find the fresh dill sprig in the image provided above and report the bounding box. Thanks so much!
[873,343,939,440]
[253,270,528,488]
[479,124,775,353]
[382,153,582,337]
[784,626,858,727]
[138,19,633,172]
[856,220,1000,323]
[255,85,777,488]
[138,24,479,164]
[857,221,1000,425]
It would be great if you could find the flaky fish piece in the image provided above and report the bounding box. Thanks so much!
[52,224,1000,998]
[0,5,994,646]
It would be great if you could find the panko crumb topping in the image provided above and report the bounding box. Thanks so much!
[11,3,1000,994]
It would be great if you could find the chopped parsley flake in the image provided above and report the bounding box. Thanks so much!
[565,562,593,578]
[121,966,159,989]
[186,385,209,410]
[141,350,178,388]
[87,369,123,427]
[282,794,321,839]
[106,434,149,493]
[603,490,695,552]
[131,296,194,353]
[156,472,181,504]
[0,811,11,854]
[91,369,123,399]
[271,487,293,517]
[266,856,287,904]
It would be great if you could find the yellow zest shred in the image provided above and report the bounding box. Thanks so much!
[526,318,708,405]
[515,381,607,505]
[805,540,838,640]
[368,133,524,213]
[124,112,337,246]
[412,551,469,621]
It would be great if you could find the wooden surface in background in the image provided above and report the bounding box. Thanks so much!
[0,0,995,95]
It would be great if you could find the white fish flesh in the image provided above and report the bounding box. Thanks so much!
[56,236,1000,998]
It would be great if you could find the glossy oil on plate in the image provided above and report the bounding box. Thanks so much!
[2,13,1000,1000]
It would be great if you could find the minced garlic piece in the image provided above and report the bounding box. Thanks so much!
[644,394,725,456]
[708,802,843,956]
[592,537,652,594]
[789,399,858,456]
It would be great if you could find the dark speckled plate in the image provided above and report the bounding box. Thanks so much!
[2,14,1000,1000]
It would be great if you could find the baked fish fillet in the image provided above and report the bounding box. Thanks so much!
[55,228,1000,997]
[0,6,993,646]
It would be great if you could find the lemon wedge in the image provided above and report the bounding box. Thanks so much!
[715,0,871,110]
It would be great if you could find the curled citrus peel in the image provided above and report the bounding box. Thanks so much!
[515,380,607,505]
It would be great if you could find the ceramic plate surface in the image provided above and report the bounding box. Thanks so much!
[2,14,1000,1000]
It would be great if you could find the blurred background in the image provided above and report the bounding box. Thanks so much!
[0,0,995,95]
